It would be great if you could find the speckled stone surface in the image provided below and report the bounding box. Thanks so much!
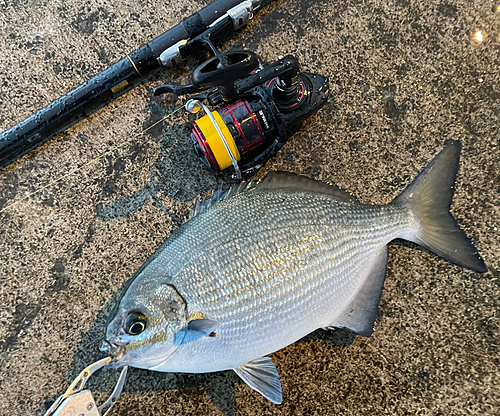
[0,0,499,415]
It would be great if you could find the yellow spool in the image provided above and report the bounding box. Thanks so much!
[194,111,240,170]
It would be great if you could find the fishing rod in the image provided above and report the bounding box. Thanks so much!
[0,0,269,170]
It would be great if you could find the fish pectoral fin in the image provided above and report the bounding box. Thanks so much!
[234,356,283,404]
[327,246,388,337]
[183,319,219,344]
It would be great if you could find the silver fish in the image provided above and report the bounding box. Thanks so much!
[101,141,486,404]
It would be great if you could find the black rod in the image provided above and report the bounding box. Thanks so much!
[0,0,264,170]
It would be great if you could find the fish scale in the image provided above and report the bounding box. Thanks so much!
[103,142,487,404]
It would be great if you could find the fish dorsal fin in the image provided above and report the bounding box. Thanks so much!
[234,356,283,404]
[257,171,359,203]
[189,181,257,219]
[326,247,388,337]
[188,172,357,220]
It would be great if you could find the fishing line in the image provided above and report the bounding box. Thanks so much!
[0,105,185,214]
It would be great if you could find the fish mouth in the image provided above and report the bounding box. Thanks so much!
[100,340,128,363]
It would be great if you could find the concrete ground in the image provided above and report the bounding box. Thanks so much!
[1,0,499,414]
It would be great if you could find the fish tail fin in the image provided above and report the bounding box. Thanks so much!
[391,140,487,273]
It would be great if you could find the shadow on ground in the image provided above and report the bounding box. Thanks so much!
[95,99,235,223]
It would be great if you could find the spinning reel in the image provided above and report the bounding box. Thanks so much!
[153,16,329,179]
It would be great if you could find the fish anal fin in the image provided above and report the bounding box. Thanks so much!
[328,247,388,337]
[258,171,359,203]
[234,356,283,404]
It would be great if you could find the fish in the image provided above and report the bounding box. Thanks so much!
[101,141,486,404]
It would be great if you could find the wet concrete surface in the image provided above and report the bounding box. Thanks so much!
[1,0,499,414]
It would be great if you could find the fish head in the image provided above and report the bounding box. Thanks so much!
[101,282,188,369]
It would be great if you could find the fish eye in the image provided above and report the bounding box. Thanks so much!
[126,312,147,335]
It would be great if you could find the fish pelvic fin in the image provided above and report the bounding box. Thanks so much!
[234,356,283,404]
[392,140,487,273]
